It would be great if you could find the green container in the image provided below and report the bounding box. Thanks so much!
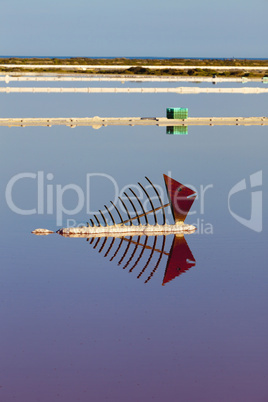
[166,108,188,119]
[166,126,188,135]
[263,77,268,84]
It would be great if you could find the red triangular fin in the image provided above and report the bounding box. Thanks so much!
[162,235,195,285]
[163,174,196,223]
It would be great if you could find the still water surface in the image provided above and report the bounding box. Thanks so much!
[0,84,267,401]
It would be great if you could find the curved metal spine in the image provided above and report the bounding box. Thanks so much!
[145,177,166,225]
[137,236,157,278]
[129,188,148,225]
[110,238,124,261]
[129,236,149,272]
[89,237,95,244]
[90,219,95,227]
[119,197,132,226]
[138,182,157,225]
[99,237,108,253]
[94,214,101,227]
[93,237,101,249]
[122,236,141,269]
[145,235,166,283]
[104,205,116,226]
[118,236,133,266]
[104,237,116,257]
[124,192,140,225]
[99,210,108,227]
[110,201,124,224]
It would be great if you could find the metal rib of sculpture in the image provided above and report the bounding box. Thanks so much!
[51,175,197,236]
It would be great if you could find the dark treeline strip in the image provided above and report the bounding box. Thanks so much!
[0,57,267,67]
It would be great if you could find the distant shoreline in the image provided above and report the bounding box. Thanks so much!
[0,57,267,79]
[1,56,268,61]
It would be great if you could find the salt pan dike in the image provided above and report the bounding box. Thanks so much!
[1,116,267,128]
[0,75,265,83]
[1,86,268,94]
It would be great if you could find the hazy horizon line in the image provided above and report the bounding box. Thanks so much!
[0,55,267,61]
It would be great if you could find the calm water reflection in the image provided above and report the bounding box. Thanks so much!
[0,88,267,401]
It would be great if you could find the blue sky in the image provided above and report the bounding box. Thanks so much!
[1,0,268,57]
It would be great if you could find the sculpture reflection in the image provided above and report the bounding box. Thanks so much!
[59,232,196,285]
[91,232,196,285]
[162,234,195,285]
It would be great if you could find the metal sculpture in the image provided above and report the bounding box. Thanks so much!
[33,175,197,285]
[54,175,196,236]
[33,175,196,236]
